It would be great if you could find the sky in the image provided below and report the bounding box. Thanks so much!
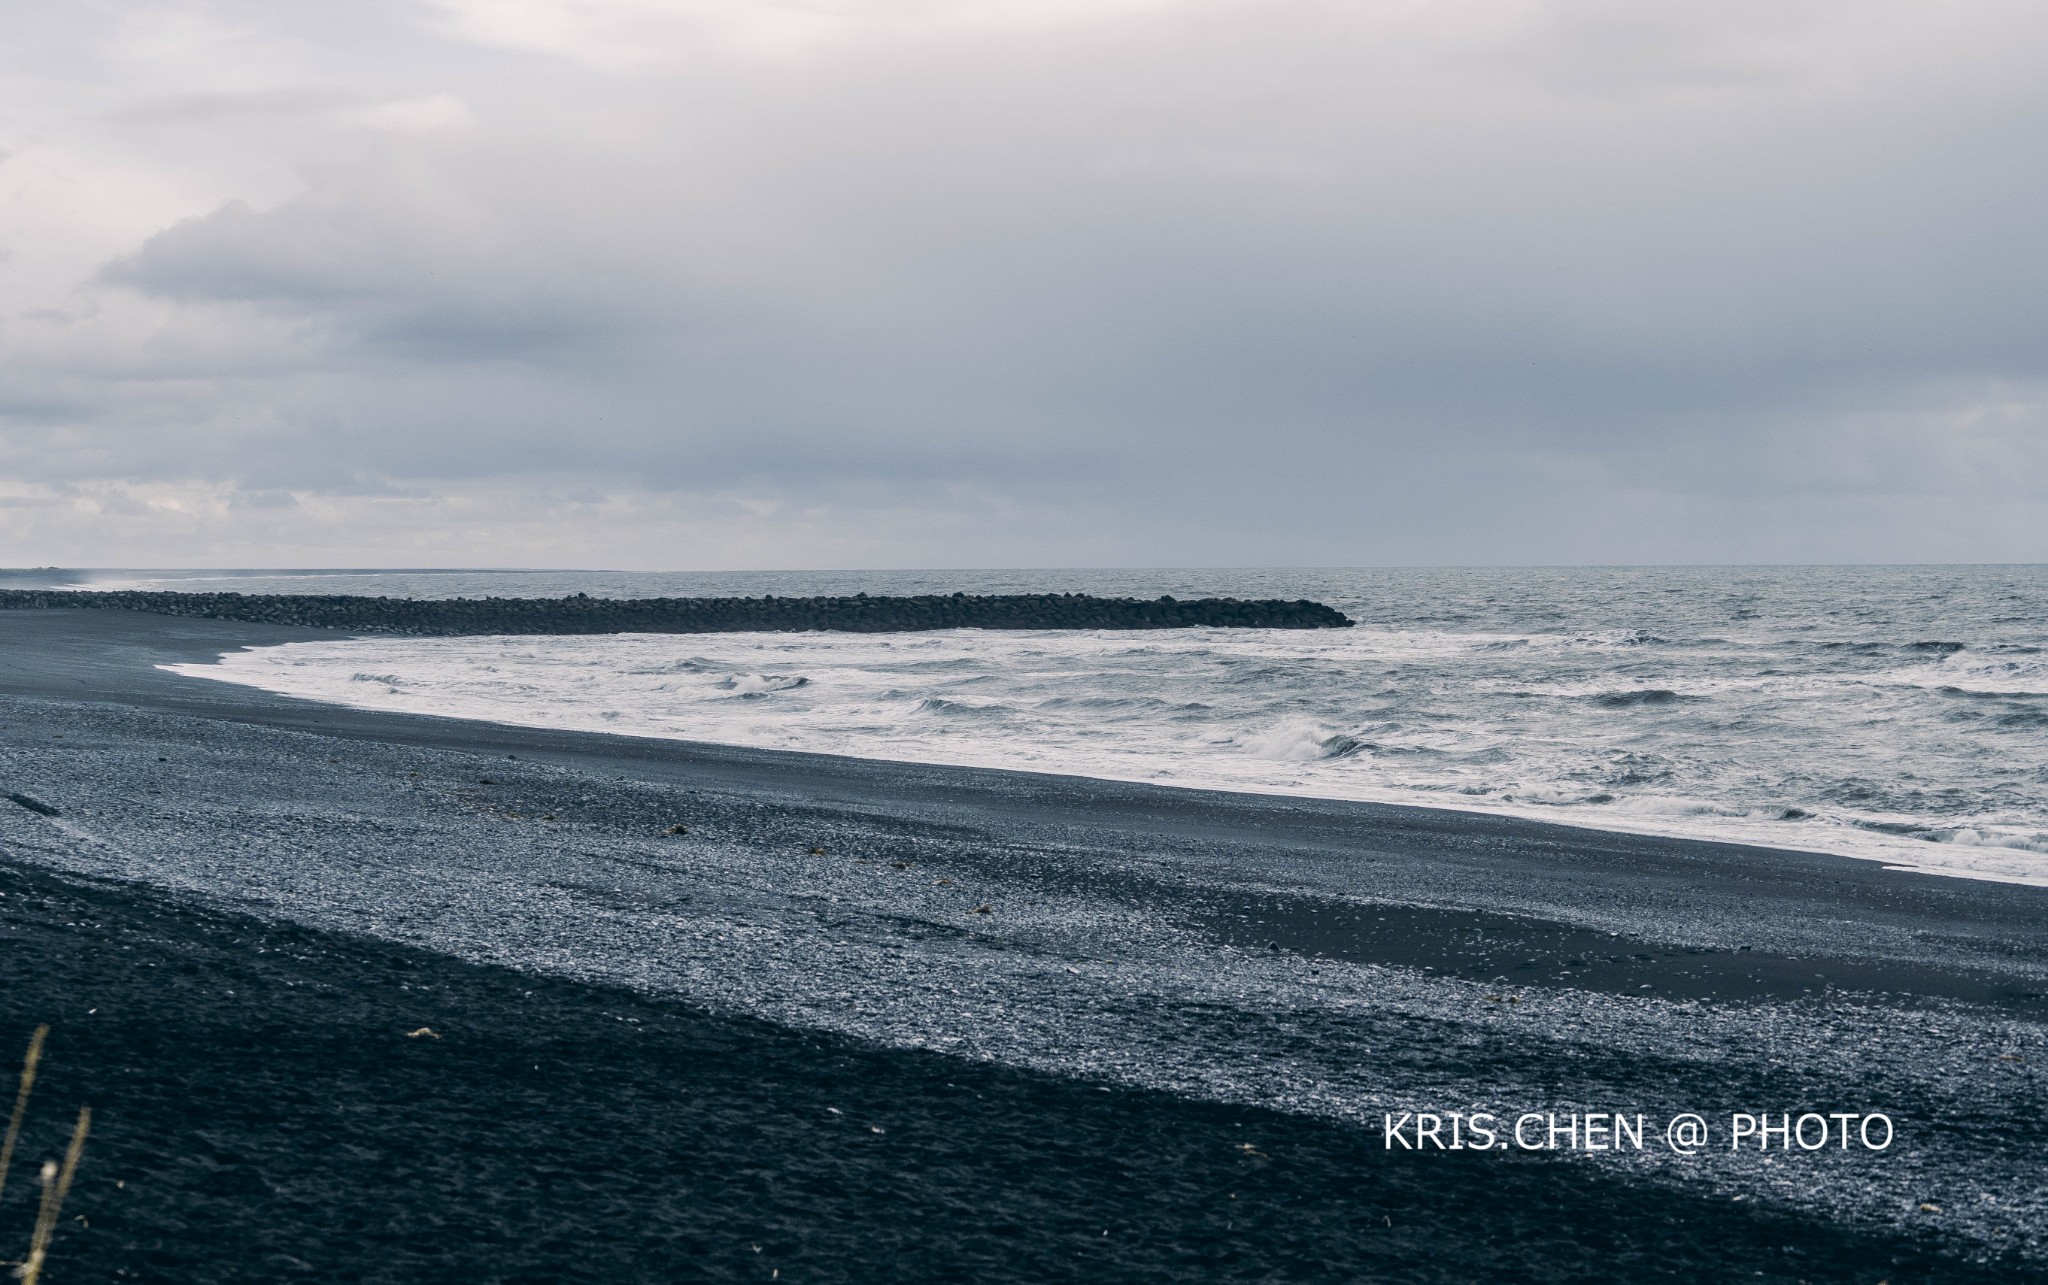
[2,0,2046,569]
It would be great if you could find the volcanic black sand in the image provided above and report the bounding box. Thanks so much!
[1,609,2045,1282]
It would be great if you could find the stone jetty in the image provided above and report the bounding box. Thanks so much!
[0,589,1354,635]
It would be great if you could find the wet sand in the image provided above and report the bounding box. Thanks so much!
[1,608,2044,1280]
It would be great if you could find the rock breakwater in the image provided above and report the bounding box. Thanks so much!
[0,589,1353,635]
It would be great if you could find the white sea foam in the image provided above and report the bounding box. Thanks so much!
[163,587,2048,885]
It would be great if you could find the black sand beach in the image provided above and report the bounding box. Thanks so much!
[2,609,2045,1281]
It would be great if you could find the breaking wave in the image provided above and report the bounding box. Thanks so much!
[162,565,2048,886]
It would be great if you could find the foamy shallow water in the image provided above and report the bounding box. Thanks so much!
[166,608,2048,885]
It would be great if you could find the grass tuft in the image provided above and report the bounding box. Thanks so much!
[0,1026,46,1207]
[0,1028,88,1284]
[17,1107,89,1285]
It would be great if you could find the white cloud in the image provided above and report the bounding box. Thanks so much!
[419,0,1198,68]
[347,93,474,134]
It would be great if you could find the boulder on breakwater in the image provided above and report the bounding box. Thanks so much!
[0,589,1353,635]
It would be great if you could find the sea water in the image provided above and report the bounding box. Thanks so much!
[109,565,2046,883]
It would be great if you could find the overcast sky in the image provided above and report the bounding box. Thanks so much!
[3,0,2045,568]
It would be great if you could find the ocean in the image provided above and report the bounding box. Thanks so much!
[64,564,2048,884]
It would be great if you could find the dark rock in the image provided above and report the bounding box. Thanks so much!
[6,793,59,817]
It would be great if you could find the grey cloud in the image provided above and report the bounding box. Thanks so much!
[106,87,363,125]
[10,0,2048,564]
[103,182,649,363]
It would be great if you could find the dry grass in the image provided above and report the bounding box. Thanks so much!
[0,1026,44,1207]
[0,1028,89,1284]
[17,1108,89,1285]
